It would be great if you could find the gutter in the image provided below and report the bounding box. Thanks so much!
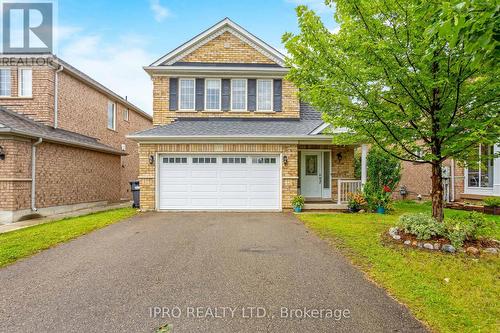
[126,134,336,142]
[31,138,42,211]
[54,65,64,128]
[0,128,126,156]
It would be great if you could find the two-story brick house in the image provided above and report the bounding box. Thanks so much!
[129,18,364,211]
[0,55,152,223]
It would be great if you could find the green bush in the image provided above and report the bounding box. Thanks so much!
[396,212,494,248]
[397,213,444,240]
[291,195,305,209]
[483,197,500,207]
[443,212,494,248]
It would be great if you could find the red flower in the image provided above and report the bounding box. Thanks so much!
[383,185,392,193]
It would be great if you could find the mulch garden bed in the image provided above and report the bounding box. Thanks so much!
[445,202,500,215]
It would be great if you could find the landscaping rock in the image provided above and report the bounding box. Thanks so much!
[442,244,456,253]
[358,209,365,213]
[393,235,401,240]
[403,240,411,246]
[411,241,418,246]
[423,243,434,250]
[417,242,423,248]
[389,227,398,237]
[483,247,498,255]
[433,243,441,250]
[466,247,479,255]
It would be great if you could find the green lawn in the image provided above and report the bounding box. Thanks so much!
[0,208,137,268]
[297,201,500,333]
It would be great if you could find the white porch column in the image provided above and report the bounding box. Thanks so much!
[493,144,500,196]
[361,144,368,185]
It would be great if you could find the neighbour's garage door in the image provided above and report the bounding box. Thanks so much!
[158,155,281,210]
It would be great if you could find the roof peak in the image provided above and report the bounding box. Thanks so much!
[150,18,286,67]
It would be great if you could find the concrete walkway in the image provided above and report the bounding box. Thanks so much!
[0,212,427,332]
[0,202,132,234]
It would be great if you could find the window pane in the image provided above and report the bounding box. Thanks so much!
[179,79,195,110]
[231,79,246,110]
[205,79,220,110]
[124,109,129,121]
[107,102,115,129]
[257,80,272,111]
[0,69,11,96]
[19,69,32,97]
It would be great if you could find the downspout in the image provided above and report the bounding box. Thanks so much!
[31,138,43,211]
[450,159,455,202]
[54,65,64,128]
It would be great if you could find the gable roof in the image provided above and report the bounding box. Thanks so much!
[150,18,286,67]
[0,107,125,155]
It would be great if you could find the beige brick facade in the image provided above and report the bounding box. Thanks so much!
[138,143,355,211]
[179,32,276,64]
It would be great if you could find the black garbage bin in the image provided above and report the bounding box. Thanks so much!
[130,180,140,208]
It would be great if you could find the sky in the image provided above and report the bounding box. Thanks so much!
[54,0,338,113]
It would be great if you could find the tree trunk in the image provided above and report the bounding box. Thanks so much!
[431,162,444,222]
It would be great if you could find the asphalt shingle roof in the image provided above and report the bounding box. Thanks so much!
[0,108,125,155]
[130,102,325,138]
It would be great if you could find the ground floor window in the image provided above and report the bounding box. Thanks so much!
[467,145,494,188]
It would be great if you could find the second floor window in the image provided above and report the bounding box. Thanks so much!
[231,79,247,110]
[0,68,11,97]
[123,108,129,121]
[107,101,116,130]
[205,79,221,110]
[179,78,195,110]
[257,79,272,111]
[18,68,32,97]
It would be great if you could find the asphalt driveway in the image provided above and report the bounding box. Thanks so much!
[0,212,427,332]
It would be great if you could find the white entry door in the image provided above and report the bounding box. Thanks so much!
[301,152,323,198]
[158,155,280,210]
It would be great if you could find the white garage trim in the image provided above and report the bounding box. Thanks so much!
[155,152,282,211]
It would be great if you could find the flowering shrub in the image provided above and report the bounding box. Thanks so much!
[347,192,366,211]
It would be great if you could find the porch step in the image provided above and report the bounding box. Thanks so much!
[303,203,348,211]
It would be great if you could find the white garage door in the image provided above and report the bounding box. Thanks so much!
[158,155,281,210]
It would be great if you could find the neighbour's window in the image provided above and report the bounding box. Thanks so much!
[231,79,247,110]
[467,145,494,188]
[0,68,11,97]
[252,157,277,164]
[163,157,187,164]
[18,68,32,97]
[179,78,195,110]
[107,101,116,130]
[222,157,247,164]
[205,79,221,110]
[123,108,129,121]
[257,79,272,111]
[193,157,217,164]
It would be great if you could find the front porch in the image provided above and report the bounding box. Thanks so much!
[297,145,367,209]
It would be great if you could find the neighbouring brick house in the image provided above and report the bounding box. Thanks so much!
[129,18,365,211]
[399,145,500,202]
[0,55,152,223]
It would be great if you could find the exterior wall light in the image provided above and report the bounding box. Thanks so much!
[0,146,5,160]
[283,155,288,165]
[149,155,155,165]
[336,152,343,162]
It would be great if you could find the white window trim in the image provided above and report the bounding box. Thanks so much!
[107,101,116,130]
[230,78,247,111]
[204,78,222,111]
[256,79,273,112]
[464,144,495,195]
[0,67,11,97]
[123,108,129,121]
[18,67,32,98]
[178,78,196,111]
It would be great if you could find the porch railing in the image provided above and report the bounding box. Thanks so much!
[337,179,363,204]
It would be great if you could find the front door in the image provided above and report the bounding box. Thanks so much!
[301,152,323,198]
